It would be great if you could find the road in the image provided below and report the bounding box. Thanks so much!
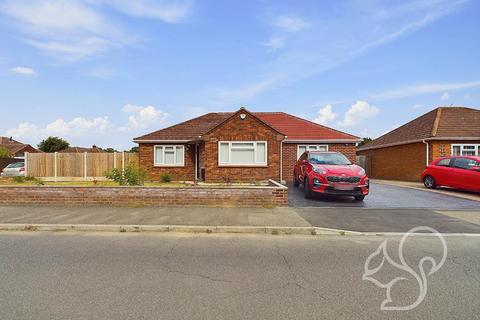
[288,182,480,209]
[0,232,478,319]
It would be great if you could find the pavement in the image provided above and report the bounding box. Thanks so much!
[0,232,478,319]
[1,205,480,234]
[0,181,479,235]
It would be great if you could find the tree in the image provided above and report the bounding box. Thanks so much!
[0,147,13,158]
[104,148,117,153]
[38,136,70,152]
[358,137,373,147]
[129,146,139,153]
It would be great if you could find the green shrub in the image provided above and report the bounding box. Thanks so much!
[13,176,44,185]
[13,176,25,183]
[160,173,172,183]
[0,147,13,158]
[104,164,146,186]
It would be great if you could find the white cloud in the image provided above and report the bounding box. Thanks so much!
[6,122,39,138]
[440,92,450,100]
[5,116,111,141]
[95,0,193,23]
[339,101,379,127]
[313,104,337,125]
[215,0,468,102]
[122,104,169,129]
[263,36,285,50]
[1,0,190,62]
[1,0,120,61]
[46,116,111,135]
[272,15,309,32]
[10,66,36,76]
[372,80,480,100]
[412,103,425,109]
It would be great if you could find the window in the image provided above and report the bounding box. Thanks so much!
[218,141,267,166]
[452,157,479,170]
[297,145,328,159]
[154,145,185,166]
[451,144,480,156]
[436,158,451,167]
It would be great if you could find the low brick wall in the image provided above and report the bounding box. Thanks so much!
[0,184,288,207]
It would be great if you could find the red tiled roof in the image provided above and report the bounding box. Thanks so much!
[134,110,359,142]
[358,106,480,151]
[255,112,359,141]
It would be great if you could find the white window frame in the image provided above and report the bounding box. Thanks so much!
[297,145,329,159]
[218,141,268,166]
[451,144,480,156]
[154,145,185,167]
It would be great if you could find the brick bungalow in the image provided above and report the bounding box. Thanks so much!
[0,136,39,158]
[134,108,359,182]
[357,106,480,181]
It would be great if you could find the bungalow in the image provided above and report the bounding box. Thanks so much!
[0,136,39,159]
[357,106,480,181]
[134,108,359,183]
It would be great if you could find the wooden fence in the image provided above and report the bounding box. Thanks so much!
[25,152,139,181]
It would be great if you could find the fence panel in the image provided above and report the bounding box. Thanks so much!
[26,152,139,180]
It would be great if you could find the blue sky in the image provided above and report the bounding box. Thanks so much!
[1,0,479,150]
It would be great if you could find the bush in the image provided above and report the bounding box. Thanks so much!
[13,176,44,185]
[160,173,172,183]
[37,136,69,152]
[0,147,13,158]
[105,164,146,186]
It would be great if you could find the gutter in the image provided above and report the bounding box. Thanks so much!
[284,139,360,144]
[280,136,288,184]
[422,139,429,166]
[357,136,480,152]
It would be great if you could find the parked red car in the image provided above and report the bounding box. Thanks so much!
[293,151,369,201]
[422,156,480,192]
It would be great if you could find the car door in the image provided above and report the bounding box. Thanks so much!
[429,158,453,186]
[449,157,479,190]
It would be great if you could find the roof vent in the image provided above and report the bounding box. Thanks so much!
[240,113,247,120]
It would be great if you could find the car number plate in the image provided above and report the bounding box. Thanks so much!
[334,185,355,191]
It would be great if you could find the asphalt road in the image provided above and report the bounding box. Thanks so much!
[0,233,478,319]
[288,182,480,209]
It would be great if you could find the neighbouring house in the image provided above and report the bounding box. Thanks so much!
[133,107,359,182]
[0,136,39,158]
[357,106,480,182]
[59,145,106,153]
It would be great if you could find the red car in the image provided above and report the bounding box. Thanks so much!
[293,151,369,201]
[422,156,480,192]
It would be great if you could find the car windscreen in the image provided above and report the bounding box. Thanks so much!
[6,162,24,168]
[308,153,351,165]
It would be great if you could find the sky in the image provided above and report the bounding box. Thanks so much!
[0,0,479,150]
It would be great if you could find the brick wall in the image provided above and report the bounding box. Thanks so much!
[0,185,288,207]
[139,143,195,181]
[203,111,284,182]
[281,143,357,182]
[357,142,426,181]
[430,140,480,160]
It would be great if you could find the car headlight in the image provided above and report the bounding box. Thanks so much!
[312,167,326,174]
[358,168,366,176]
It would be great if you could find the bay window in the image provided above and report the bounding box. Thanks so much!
[451,144,480,156]
[218,141,267,166]
[154,145,185,166]
[297,145,328,159]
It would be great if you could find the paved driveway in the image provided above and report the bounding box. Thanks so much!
[288,182,480,209]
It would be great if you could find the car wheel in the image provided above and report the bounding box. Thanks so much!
[293,172,299,187]
[423,175,437,189]
[354,195,365,201]
[304,178,312,199]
